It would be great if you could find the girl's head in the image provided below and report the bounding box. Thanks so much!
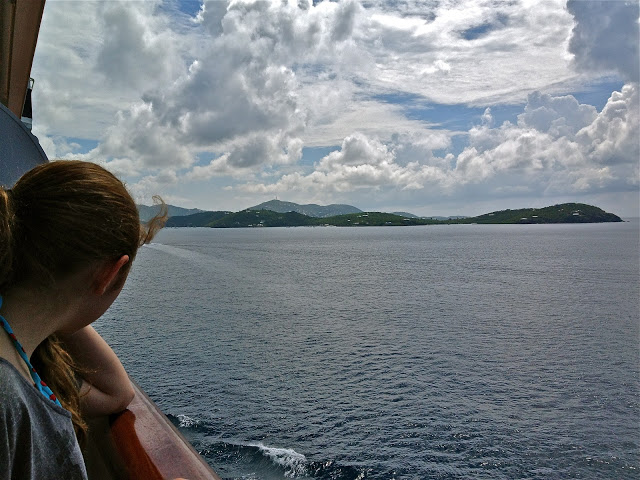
[0,160,163,293]
[0,160,165,442]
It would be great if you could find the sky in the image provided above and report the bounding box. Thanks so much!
[31,0,639,217]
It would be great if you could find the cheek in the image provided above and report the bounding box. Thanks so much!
[60,290,123,335]
[110,270,129,293]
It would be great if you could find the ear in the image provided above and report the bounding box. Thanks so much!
[93,255,130,295]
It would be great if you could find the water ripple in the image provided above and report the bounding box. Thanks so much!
[99,223,640,479]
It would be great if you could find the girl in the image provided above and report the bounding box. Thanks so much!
[0,160,165,479]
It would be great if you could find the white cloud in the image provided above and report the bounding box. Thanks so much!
[319,133,394,168]
[238,132,449,197]
[358,0,578,104]
[238,85,638,205]
[30,128,82,160]
[454,83,639,192]
[302,98,438,147]
[30,0,639,215]
[32,1,191,140]
[90,0,353,170]
[517,91,598,137]
[127,169,180,204]
[98,103,195,169]
[34,0,584,164]
[576,84,639,166]
[185,132,304,180]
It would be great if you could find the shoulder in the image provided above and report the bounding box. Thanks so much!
[0,358,71,416]
[0,360,34,477]
[0,359,31,414]
[0,359,43,447]
[0,359,88,479]
[0,357,73,430]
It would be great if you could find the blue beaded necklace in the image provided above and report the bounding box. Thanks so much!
[0,295,62,407]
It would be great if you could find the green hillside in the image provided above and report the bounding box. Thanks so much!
[249,200,362,217]
[137,203,203,221]
[166,211,230,227]
[160,203,622,228]
[456,203,622,224]
[318,212,438,226]
[208,209,316,228]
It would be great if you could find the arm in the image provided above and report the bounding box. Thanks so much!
[59,326,135,417]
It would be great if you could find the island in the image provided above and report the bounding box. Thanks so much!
[157,203,622,228]
[455,203,623,224]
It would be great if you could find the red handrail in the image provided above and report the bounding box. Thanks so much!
[84,380,221,480]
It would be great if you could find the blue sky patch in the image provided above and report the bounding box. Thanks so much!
[403,103,524,131]
[174,0,202,18]
[300,146,341,165]
[63,137,99,154]
[570,80,625,112]
[460,23,494,40]
[371,90,523,130]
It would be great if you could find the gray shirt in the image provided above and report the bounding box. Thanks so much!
[0,358,88,480]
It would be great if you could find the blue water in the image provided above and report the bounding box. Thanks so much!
[97,221,640,479]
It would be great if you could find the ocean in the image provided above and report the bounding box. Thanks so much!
[96,221,639,479]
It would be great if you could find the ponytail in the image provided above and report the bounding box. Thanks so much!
[32,336,89,444]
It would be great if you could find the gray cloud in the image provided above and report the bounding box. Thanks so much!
[96,1,183,89]
[331,0,360,41]
[196,1,229,36]
[567,0,639,82]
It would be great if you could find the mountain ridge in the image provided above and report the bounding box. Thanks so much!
[249,199,362,217]
[137,204,204,222]
[163,203,622,227]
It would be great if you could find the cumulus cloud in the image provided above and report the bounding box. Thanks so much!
[517,91,598,137]
[97,103,195,169]
[238,132,449,197]
[194,0,228,35]
[31,0,639,215]
[576,84,639,167]
[320,133,393,168]
[92,0,368,171]
[567,0,639,82]
[96,1,183,89]
[126,169,182,205]
[31,1,192,140]
[186,132,304,180]
[36,0,585,168]
[239,85,638,203]
[454,84,639,192]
